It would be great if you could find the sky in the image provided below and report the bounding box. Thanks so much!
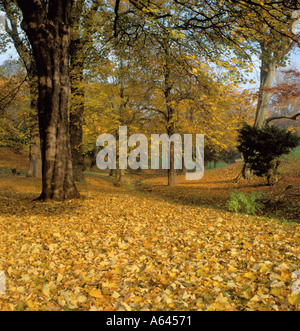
[1,45,299,93]
[0,10,299,91]
[241,50,300,91]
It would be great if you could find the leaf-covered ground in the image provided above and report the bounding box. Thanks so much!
[0,149,299,311]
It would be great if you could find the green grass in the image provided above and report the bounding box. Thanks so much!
[290,146,300,156]
[205,161,228,170]
[0,167,27,175]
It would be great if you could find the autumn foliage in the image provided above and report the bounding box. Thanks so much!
[0,0,300,312]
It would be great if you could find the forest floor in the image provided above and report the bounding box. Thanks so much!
[0,148,299,311]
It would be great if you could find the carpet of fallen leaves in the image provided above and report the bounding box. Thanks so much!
[0,149,299,311]
[136,159,300,222]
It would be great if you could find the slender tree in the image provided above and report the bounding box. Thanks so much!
[70,0,101,182]
[0,0,41,178]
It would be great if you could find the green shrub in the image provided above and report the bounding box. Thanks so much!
[227,191,263,215]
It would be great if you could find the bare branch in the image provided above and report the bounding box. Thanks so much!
[266,113,300,125]
[0,75,28,114]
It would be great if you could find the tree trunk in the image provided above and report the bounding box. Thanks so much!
[242,50,277,180]
[27,78,42,178]
[27,109,42,179]
[181,155,187,175]
[164,42,177,187]
[168,124,178,186]
[70,38,85,182]
[109,169,116,177]
[242,164,252,180]
[17,0,80,201]
[118,169,125,184]
[168,156,177,186]
[254,56,277,129]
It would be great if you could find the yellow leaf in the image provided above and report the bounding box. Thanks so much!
[260,265,271,273]
[133,296,143,304]
[26,300,35,310]
[111,291,121,299]
[243,242,252,250]
[288,294,300,306]
[244,272,256,281]
[89,288,103,299]
[212,294,234,311]
[271,288,283,297]
[213,281,220,287]
[41,284,50,297]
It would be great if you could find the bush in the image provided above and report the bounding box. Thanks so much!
[227,191,263,215]
[237,124,300,184]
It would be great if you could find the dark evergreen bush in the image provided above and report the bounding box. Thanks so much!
[237,123,300,184]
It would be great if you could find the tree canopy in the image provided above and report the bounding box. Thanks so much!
[0,0,299,197]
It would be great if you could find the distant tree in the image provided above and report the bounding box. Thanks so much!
[0,0,41,178]
[0,60,30,153]
[69,0,102,182]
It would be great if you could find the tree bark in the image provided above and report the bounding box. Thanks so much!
[243,48,277,180]
[17,0,80,201]
[265,113,300,125]
[70,38,85,182]
[27,95,42,179]
[167,123,177,186]
[164,42,177,187]
[109,169,116,177]
[254,53,277,129]
[118,169,125,184]
[254,37,297,129]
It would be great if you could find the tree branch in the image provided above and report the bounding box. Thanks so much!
[0,75,28,114]
[2,0,33,73]
[114,0,121,38]
[266,113,300,125]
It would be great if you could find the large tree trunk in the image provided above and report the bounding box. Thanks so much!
[254,39,297,129]
[17,0,80,201]
[241,50,277,180]
[254,56,277,129]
